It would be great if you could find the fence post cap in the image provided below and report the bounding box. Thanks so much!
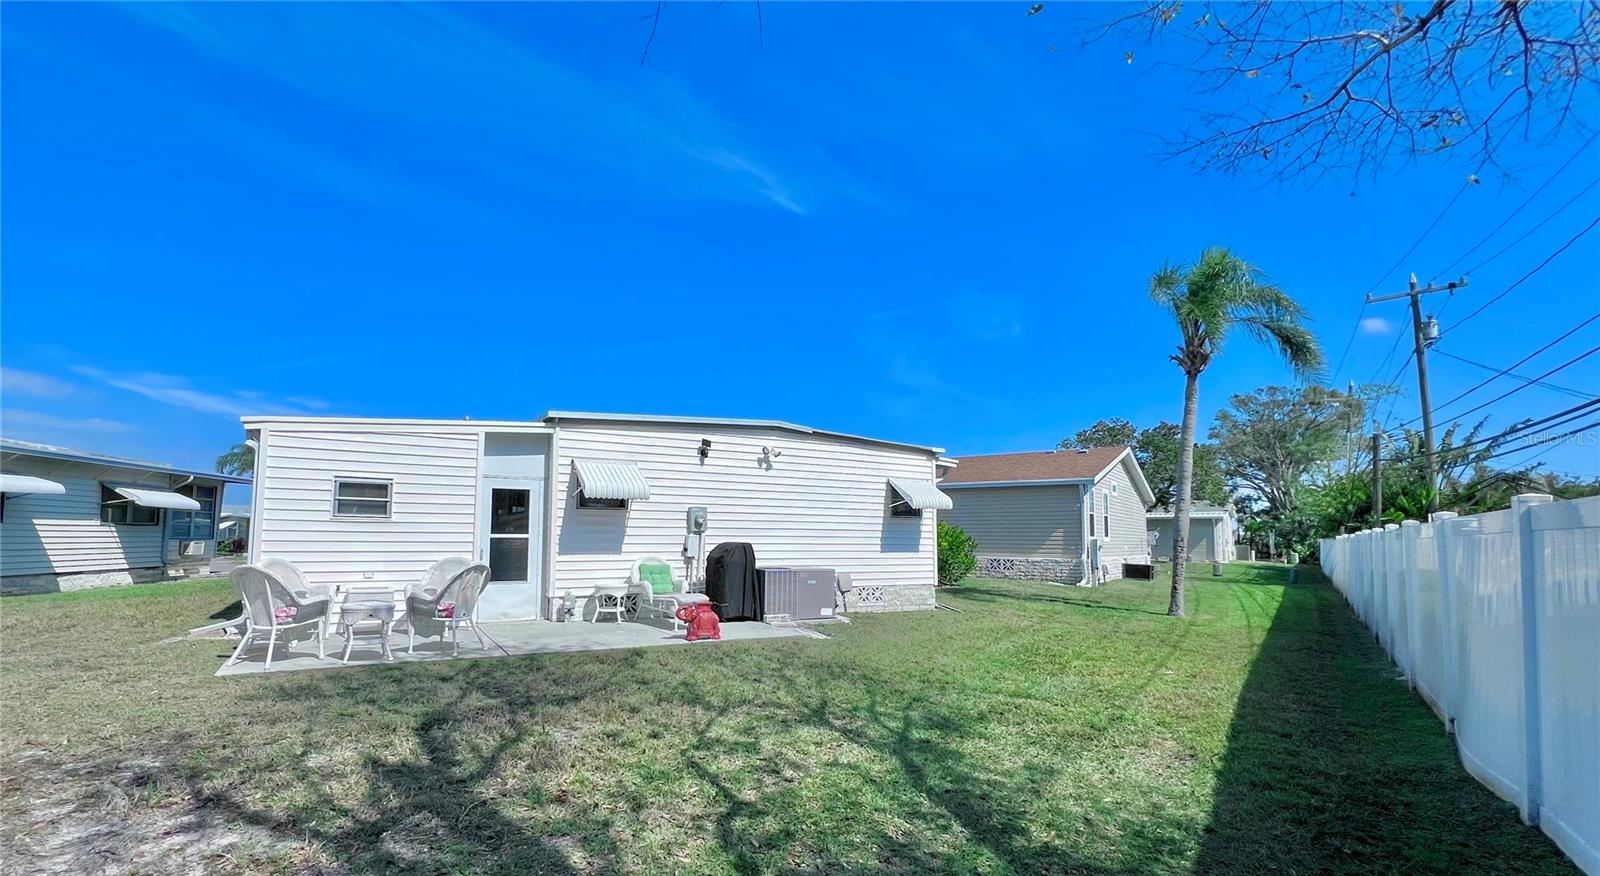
[1429,511,1459,522]
[1401,520,1421,527]
[1383,523,1400,530]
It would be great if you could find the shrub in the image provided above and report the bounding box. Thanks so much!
[937,520,978,586]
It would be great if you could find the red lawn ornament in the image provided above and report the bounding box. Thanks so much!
[675,603,722,642]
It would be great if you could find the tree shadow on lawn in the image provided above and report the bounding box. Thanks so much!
[1193,570,1577,875]
[953,582,1170,617]
[165,657,662,874]
[676,668,1191,875]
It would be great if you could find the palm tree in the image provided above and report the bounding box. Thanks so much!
[216,442,255,477]
[1150,247,1324,617]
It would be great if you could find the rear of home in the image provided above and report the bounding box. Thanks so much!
[939,447,1155,585]
[1147,503,1239,563]
[0,439,249,595]
[242,412,953,620]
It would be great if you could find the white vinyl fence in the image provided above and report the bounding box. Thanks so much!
[1320,494,1599,875]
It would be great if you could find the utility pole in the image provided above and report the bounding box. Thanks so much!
[1366,274,1466,512]
[1371,430,1383,525]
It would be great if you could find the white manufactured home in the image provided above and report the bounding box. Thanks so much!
[939,447,1155,585]
[0,439,249,595]
[241,412,954,620]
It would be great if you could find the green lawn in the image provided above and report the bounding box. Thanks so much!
[0,564,1576,874]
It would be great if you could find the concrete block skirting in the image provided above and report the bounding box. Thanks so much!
[976,556,1085,585]
[1,566,170,597]
[844,583,935,613]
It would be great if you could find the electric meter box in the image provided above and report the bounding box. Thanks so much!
[687,506,708,534]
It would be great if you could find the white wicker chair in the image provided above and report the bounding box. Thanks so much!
[260,557,336,603]
[405,560,495,657]
[627,556,710,631]
[225,564,331,671]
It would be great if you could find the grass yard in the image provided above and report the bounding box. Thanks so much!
[0,564,1577,875]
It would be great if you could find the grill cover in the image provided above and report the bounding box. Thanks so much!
[705,542,761,621]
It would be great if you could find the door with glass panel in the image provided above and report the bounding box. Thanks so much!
[476,478,545,621]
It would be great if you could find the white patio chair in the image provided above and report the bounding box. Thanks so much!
[627,556,710,632]
[260,557,336,603]
[405,560,496,657]
[225,565,331,671]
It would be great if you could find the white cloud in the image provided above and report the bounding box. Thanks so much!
[2,409,133,433]
[286,396,331,411]
[0,367,76,398]
[71,367,324,418]
[116,4,862,217]
[1359,317,1395,335]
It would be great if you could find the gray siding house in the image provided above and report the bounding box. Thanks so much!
[0,439,249,595]
[1147,503,1238,563]
[940,447,1155,585]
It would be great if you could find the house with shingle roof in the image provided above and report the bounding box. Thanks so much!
[939,446,1155,585]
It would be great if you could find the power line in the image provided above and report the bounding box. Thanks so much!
[1386,397,1600,461]
[1432,348,1596,400]
[1473,417,1600,464]
[1434,130,1600,278]
[1444,216,1600,336]
[1331,180,1473,382]
[1376,396,1600,466]
[1402,343,1600,427]
[1426,312,1600,414]
[1457,177,1600,278]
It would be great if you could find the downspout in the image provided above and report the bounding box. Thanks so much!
[1078,482,1092,586]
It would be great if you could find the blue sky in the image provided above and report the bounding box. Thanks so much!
[3,3,1597,507]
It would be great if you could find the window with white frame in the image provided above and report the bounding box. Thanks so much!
[100,484,161,526]
[1101,489,1110,538]
[169,484,217,539]
[1087,490,1096,537]
[333,478,392,518]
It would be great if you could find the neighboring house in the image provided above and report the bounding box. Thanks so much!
[939,447,1156,585]
[241,411,953,620]
[0,439,250,595]
[218,507,251,553]
[1147,503,1238,563]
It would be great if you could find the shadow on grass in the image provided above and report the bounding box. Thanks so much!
[681,674,1179,875]
[1193,569,1577,875]
[953,582,1169,617]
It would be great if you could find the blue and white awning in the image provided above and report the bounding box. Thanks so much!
[573,459,651,501]
[0,473,66,496]
[887,478,953,511]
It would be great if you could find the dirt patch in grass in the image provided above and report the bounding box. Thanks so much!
[1,748,303,875]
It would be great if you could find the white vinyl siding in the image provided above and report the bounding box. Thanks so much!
[0,458,169,576]
[253,429,480,593]
[942,483,1084,560]
[551,422,938,601]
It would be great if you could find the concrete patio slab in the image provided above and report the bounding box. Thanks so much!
[214,618,822,676]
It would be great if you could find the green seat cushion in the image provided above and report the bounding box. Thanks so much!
[639,563,675,595]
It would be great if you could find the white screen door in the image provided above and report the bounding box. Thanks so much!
[477,478,544,621]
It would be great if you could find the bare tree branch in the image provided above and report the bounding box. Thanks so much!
[1089,0,1600,181]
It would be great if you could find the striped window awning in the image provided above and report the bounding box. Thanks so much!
[0,473,66,496]
[110,485,201,511]
[573,459,651,501]
[887,478,953,511]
